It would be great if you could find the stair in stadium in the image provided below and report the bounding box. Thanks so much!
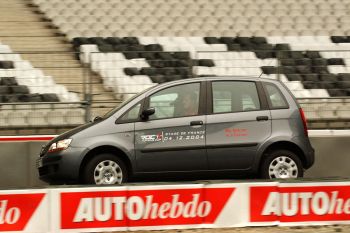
[0,0,117,117]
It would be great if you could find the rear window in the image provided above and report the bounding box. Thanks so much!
[212,81,261,113]
[264,83,289,109]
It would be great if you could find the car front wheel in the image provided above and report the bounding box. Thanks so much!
[260,150,303,179]
[83,153,127,185]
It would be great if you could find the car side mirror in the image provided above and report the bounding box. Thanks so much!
[141,107,155,120]
[93,116,103,122]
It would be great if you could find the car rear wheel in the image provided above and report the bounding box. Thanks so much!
[83,154,127,185]
[260,150,303,179]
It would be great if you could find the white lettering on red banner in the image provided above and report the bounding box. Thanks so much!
[250,185,350,222]
[61,188,234,229]
[73,194,212,222]
[0,194,45,231]
[0,200,21,224]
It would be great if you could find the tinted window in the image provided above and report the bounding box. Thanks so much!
[212,81,261,113]
[149,83,200,120]
[264,83,288,109]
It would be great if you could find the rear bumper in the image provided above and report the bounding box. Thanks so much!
[303,146,315,169]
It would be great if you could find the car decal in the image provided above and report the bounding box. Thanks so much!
[140,130,205,143]
[224,128,248,137]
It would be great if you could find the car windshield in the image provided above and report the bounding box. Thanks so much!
[102,86,155,119]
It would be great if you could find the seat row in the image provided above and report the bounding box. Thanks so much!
[0,109,85,127]
[304,103,350,119]
[36,0,350,37]
[76,36,350,100]
[66,30,350,40]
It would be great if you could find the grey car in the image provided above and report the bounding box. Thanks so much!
[38,77,314,185]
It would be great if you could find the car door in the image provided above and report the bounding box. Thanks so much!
[134,82,207,172]
[206,80,271,170]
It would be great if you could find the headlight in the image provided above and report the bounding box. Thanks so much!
[48,139,72,153]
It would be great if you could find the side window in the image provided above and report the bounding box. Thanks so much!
[264,83,289,109]
[149,83,200,120]
[212,81,261,113]
[119,103,141,122]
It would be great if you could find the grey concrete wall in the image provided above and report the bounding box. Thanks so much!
[305,136,350,179]
[0,136,349,188]
[0,142,46,188]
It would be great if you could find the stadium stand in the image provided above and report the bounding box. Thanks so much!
[0,42,78,102]
[33,0,350,38]
[68,35,350,128]
[75,36,350,97]
[0,40,86,129]
[0,0,349,132]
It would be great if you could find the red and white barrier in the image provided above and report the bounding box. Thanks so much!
[1,181,350,232]
[0,135,55,142]
[250,182,350,226]
[0,190,49,232]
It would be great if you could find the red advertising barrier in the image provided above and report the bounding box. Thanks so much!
[0,194,44,231]
[60,187,234,229]
[0,190,49,232]
[55,184,247,232]
[250,183,350,225]
[1,182,350,232]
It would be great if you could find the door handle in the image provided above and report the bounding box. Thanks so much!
[256,116,269,121]
[190,120,203,126]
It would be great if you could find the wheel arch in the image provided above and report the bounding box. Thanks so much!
[79,145,133,182]
[258,141,307,171]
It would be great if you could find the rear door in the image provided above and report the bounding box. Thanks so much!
[206,80,271,170]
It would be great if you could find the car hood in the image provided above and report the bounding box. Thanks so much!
[54,121,98,142]
[41,119,103,154]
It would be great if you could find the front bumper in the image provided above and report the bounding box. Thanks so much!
[37,147,86,184]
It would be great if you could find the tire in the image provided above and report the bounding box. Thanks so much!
[260,149,303,179]
[83,153,128,185]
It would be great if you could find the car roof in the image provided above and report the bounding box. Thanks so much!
[152,76,280,90]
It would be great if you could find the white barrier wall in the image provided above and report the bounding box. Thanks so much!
[1,181,350,232]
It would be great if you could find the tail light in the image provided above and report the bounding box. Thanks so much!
[299,108,308,136]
